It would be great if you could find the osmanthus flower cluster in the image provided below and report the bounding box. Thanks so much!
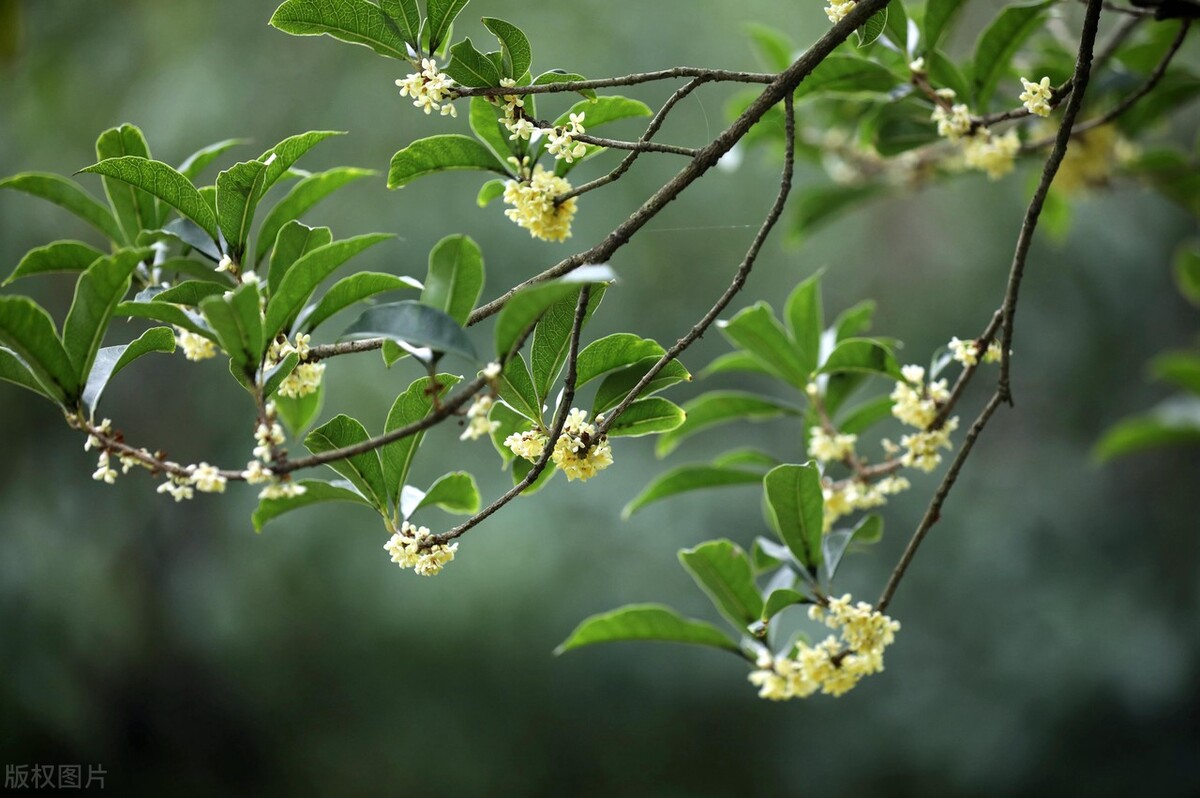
[396,58,457,117]
[384,521,458,576]
[502,161,579,242]
[749,595,900,700]
[505,408,614,482]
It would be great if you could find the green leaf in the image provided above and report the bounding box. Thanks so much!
[576,333,666,387]
[593,357,690,416]
[871,99,944,156]
[763,463,825,571]
[151,280,227,307]
[529,286,605,407]
[923,0,968,54]
[0,347,53,401]
[555,604,740,655]
[0,172,125,244]
[81,326,175,412]
[4,241,105,285]
[784,272,823,376]
[177,138,249,183]
[262,352,300,399]
[823,513,883,582]
[255,131,345,196]
[95,124,157,244]
[606,397,686,438]
[445,37,501,87]
[493,281,580,360]
[421,234,484,326]
[63,248,148,383]
[926,50,971,105]
[379,0,421,47]
[482,17,532,80]
[487,400,530,465]
[268,222,333,296]
[656,391,799,457]
[387,134,509,189]
[1093,396,1200,462]
[1151,352,1200,395]
[342,299,477,363]
[794,55,899,100]
[856,7,888,48]
[470,97,518,165]
[114,301,214,340]
[712,448,779,471]
[719,302,811,388]
[269,0,411,59]
[883,0,910,51]
[154,217,223,262]
[1174,241,1200,307]
[553,96,653,129]
[762,588,807,622]
[972,0,1055,109]
[413,471,481,516]
[302,271,420,332]
[623,464,763,519]
[533,70,597,101]
[264,233,393,340]
[744,22,795,72]
[792,184,886,239]
[0,296,77,403]
[155,257,234,286]
[254,167,375,266]
[275,381,325,437]
[819,337,903,379]
[494,356,542,423]
[252,478,374,532]
[199,283,264,370]
[511,442,557,493]
[215,159,271,258]
[79,156,220,246]
[838,395,895,434]
[382,374,460,507]
[679,539,763,632]
[304,414,389,510]
[835,299,876,340]
[699,351,775,379]
[426,0,470,54]
[477,178,507,207]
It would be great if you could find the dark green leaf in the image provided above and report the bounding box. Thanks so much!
[835,299,876,340]
[177,138,249,183]
[79,156,220,246]
[762,588,807,622]
[712,448,779,470]
[529,285,605,406]
[216,160,271,257]
[744,22,795,72]
[254,167,375,265]
[0,346,52,401]
[379,0,421,47]
[784,272,823,376]
[593,357,690,416]
[576,333,666,387]
[427,0,470,55]
[63,248,148,383]
[302,271,420,332]
[792,184,886,239]
[764,463,824,571]
[926,50,971,104]
[421,234,484,326]
[413,471,481,516]
[923,0,968,54]
[470,97,518,165]
[606,397,686,438]
[494,356,542,423]
[719,302,811,388]
[972,0,1055,109]
[794,55,899,99]
[555,604,740,655]
[264,233,393,340]
[151,280,227,307]
[0,296,77,403]
[823,513,883,581]
[262,352,300,399]
[95,124,157,244]
[656,391,799,457]
[552,96,653,129]
[0,172,125,244]
[252,478,374,532]
[382,374,461,507]
[156,217,223,262]
[387,134,509,189]
[305,414,388,510]
[699,351,776,379]
[482,17,532,79]
[1174,241,1200,307]
[533,69,597,101]
[114,301,214,340]
[623,464,763,518]
[4,241,105,285]
[679,540,763,631]
[342,299,477,363]
[1151,352,1200,395]
[819,337,903,379]
[856,7,888,48]
[199,283,264,370]
[268,221,333,296]
[269,0,411,59]
[1093,396,1200,461]
[81,326,175,412]
[445,37,501,87]
[838,395,895,434]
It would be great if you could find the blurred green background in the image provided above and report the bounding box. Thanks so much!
[1,1,1197,795]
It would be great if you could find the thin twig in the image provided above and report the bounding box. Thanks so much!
[571,133,698,158]
[596,93,797,436]
[429,286,591,546]
[1000,0,1106,402]
[452,68,775,98]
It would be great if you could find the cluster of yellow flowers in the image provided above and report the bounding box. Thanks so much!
[1055,124,1137,194]
[460,394,500,441]
[1019,76,1054,118]
[502,164,579,242]
[384,521,458,576]
[823,0,857,23]
[749,594,900,700]
[930,89,1019,180]
[807,426,858,464]
[504,408,614,482]
[175,327,217,361]
[266,332,326,400]
[888,364,958,473]
[949,336,1002,368]
[395,58,457,116]
[546,112,588,163]
[822,474,911,531]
